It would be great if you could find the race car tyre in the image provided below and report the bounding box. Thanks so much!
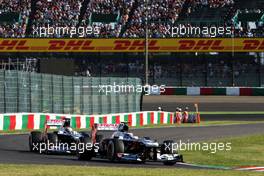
[107,139,124,161]
[77,136,93,161]
[47,133,58,145]
[44,133,58,154]
[163,161,177,166]
[161,140,178,166]
[29,131,43,152]
[80,131,90,138]
[163,154,183,166]
[96,133,104,143]
[161,140,177,154]
[153,148,158,161]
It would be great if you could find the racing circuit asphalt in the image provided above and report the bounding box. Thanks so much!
[0,123,264,168]
[143,96,264,121]
[0,96,263,169]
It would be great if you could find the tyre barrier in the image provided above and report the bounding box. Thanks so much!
[155,87,264,96]
[0,111,200,131]
[0,111,172,131]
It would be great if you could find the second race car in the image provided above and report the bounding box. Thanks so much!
[29,118,89,154]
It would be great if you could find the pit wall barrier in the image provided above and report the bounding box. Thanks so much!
[0,111,183,131]
[156,87,264,96]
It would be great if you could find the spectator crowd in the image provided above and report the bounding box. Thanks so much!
[0,0,31,37]
[0,0,263,38]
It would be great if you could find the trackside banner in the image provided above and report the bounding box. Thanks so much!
[0,38,263,52]
[0,112,176,131]
[158,87,264,96]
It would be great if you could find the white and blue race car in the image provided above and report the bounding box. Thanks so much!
[29,118,89,154]
[77,123,183,165]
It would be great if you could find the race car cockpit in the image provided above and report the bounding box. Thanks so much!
[111,122,138,140]
[57,118,76,136]
[118,122,129,132]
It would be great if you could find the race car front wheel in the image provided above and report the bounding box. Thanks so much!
[107,139,124,161]
[161,140,177,154]
[161,140,178,166]
[77,136,93,161]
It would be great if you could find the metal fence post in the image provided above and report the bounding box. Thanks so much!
[258,55,261,87]
[16,70,19,112]
[62,76,64,114]
[72,77,74,114]
[3,70,6,113]
[40,73,43,112]
[90,77,93,115]
[232,59,235,86]
[51,75,54,113]
[81,77,84,114]
[29,72,32,112]
[205,58,208,86]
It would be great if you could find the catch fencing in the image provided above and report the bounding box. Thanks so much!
[0,70,142,114]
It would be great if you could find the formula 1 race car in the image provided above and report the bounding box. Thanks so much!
[77,123,183,165]
[29,118,89,154]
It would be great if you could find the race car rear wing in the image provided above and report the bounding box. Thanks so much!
[96,124,119,131]
[46,119,64,126]
[43,119,64,133]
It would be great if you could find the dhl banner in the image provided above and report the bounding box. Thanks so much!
[0,38,263,52]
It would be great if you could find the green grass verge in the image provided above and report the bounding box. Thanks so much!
[181,134,264,167]
[0,164,263,176]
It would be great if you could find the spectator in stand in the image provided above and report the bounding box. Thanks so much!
[0,0,31,37]
[80,0,135,38]
[0,0,263,38]
[30,0,83,37]
[123,0,185,38]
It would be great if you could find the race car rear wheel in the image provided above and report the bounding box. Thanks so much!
[107,139,124,161]
[44,133,58,154]
[47,133,58,145]
[29,131,43,152]
[77,136,93,161]
[96,133,104,143]
[80,131,90,138]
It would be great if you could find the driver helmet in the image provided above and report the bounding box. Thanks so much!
[123,124,129,132]
[118,123,129,132]
[63,118,71,128]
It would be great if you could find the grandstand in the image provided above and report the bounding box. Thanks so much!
[0,0,263,37]
[0,0,263,87]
